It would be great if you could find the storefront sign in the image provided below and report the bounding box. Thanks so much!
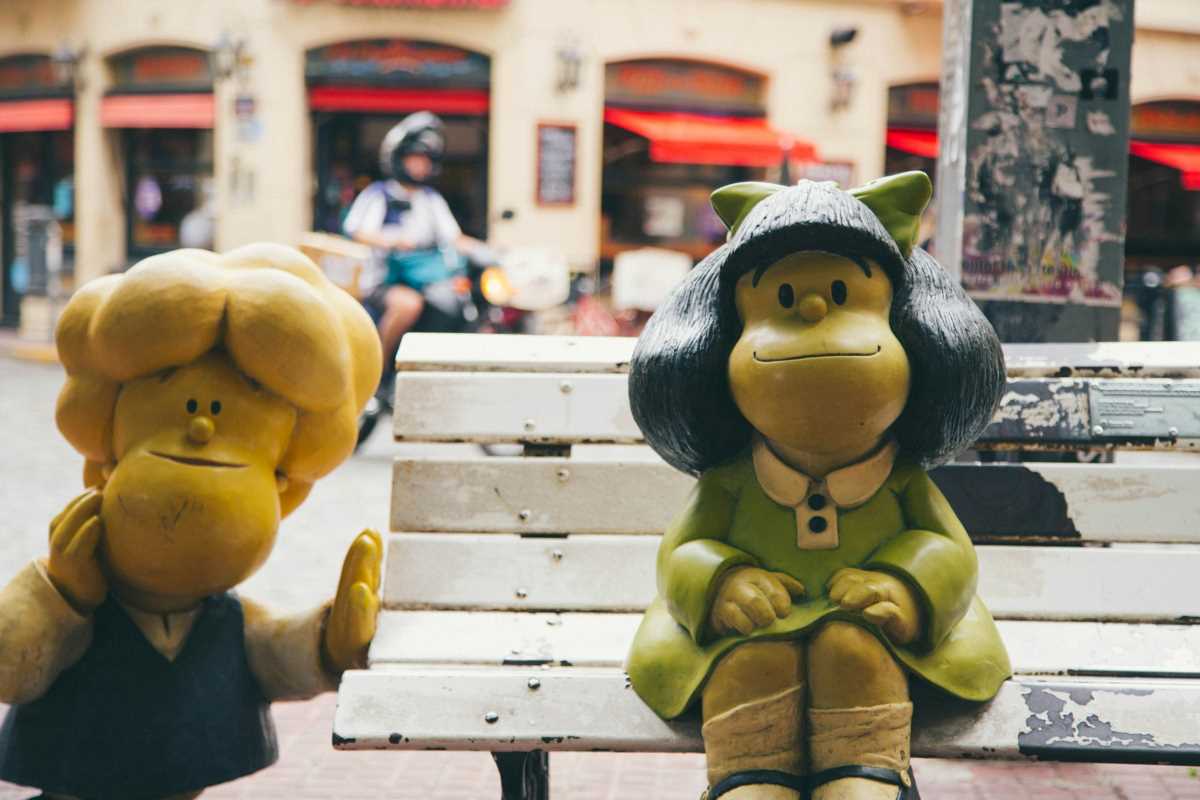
[1132,101,1200,143]
[110,47,212,91]
[536,123,576,206]
[605,59,765,115]
[0,54,69,98]
[305,40,490,88]
[887,82,939,129]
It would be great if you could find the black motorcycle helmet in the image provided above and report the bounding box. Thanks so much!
[379,111,445,185]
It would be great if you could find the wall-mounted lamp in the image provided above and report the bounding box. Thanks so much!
[51,43,85,93]
[555,41,583,94]
[211,31,248,82]
[830,27,859,48]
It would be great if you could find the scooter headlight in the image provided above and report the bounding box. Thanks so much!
[480,267,514,306]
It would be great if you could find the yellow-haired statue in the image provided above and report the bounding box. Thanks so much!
[0,244,383,800]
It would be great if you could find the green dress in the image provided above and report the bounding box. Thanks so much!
[626,440,1011,719]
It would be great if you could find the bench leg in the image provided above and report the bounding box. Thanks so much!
[492,750,549,800]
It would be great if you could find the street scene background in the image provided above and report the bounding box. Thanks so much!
[2,0,1200,796]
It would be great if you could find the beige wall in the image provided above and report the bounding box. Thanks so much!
[1,0,1197,287]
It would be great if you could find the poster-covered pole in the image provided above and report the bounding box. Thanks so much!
[935,0,1134,342]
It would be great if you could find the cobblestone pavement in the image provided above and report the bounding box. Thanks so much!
[1,354,1199,799]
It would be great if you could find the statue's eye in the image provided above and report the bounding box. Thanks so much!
[186,398,198,414]
[831,280,848,305]
[210,400,222,415]
[778,283,795,309]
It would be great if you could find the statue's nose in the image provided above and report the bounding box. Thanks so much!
[798,292,828,323]
[188,416,215,444]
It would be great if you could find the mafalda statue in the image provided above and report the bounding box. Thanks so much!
[626,173,1011,800]
[0,243,383,799]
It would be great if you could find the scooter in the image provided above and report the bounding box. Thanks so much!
[355,248,483,449]
[355,244,575,449]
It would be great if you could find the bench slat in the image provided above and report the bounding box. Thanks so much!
[398,333,634,374]
[392,457,1200,544]
[393,372,1200,450]
[1002,341,1200,379]
[334,669,1200,764]
[369,611,1200,678]
[397,334,1200,380]
[384,533,1200,621]
[393,372,641,444]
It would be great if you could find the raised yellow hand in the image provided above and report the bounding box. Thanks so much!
[46,489,108,613]
[709,566,806,637]
[827,567,922,645]
[322,529,383,674]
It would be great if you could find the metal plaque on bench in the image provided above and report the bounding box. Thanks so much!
[1088,380,1200,442]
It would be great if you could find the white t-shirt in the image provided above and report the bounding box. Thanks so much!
[342,180,463,290]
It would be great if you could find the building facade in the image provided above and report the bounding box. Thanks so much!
[1,0,1198,329]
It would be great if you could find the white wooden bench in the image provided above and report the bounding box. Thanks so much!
[334,334,1200,799]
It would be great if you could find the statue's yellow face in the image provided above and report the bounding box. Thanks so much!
[728,251,911,453]
[100,351,297,605]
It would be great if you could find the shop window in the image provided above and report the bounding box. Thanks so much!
[1126,100,1200,270]
[1,130,74,325]
[124,129,214,257]
[313,113,488,240]
[306,39,491,241]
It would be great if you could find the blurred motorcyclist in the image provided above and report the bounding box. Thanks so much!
[342,111,485,370]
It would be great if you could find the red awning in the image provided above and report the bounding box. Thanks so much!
[604,108,817,168]
[100,93,214,128]
[886,128,938,159]
[1130,140,1200,191]
[0,98,73,132]
[308,86,489,115]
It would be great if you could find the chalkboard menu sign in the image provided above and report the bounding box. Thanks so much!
[537,123,576,206]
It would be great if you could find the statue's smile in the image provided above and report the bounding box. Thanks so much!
[150,451,247,469]
[753,345,882,363]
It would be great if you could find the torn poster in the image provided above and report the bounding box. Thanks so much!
[960,0,1132,307]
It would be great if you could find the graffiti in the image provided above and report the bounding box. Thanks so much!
[962,0,1131,306]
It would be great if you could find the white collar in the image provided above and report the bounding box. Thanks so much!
[752,437,898,509]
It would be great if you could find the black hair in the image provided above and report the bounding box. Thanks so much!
[628,181,1006,476]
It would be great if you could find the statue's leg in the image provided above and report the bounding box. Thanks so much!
[700,640,807,800]
[807,621,914,800]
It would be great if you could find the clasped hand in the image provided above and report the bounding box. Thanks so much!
[708,565,922,645]
[827,567,922,645]
[708,566,806,637]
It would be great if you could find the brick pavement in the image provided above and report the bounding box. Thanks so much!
[2,693,1196,799]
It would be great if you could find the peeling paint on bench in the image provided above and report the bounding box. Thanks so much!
[1018,683,1200,764]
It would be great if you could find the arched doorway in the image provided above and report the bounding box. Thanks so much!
[1124,99,1200,339]
[883,81,939,252]
[0,53,75,327]
[600,58,814,265]
[102,46,215,260]
[305,39,490,239]
[1126,100,1200,269]
[884,81,939,178]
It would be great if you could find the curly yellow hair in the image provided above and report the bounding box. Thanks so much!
[54,243,382,516]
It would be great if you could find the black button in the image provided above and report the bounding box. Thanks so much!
[809,516,828,533]
[807,494,827,511]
